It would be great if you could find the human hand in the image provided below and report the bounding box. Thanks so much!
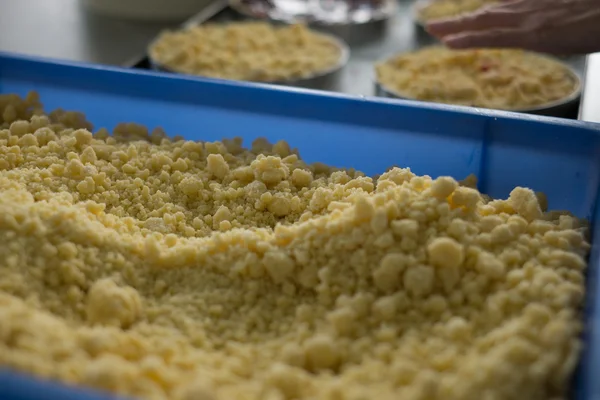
[426,0,600,55]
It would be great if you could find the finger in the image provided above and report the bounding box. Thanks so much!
[504,0,574,13]
[442,27,531,49]
[443,27,559,52]
[426,1,524,37]
[443,5,600,54]
[562,7,600,25]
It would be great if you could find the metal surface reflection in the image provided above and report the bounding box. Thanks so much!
[230,0,397,24]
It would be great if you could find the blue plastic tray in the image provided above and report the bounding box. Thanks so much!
[0,52,599,400]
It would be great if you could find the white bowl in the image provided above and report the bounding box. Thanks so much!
[82,0,213,22]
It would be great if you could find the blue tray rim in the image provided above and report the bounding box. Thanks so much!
[1,50,600,133]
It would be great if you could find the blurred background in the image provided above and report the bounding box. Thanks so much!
[0,0,597,121]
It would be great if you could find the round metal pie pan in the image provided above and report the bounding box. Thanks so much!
[374,53,583,117]
[148,29,350,90]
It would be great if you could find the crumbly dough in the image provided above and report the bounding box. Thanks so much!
[376,46,578,110]
[149,22,343,82]
[416,0,498,23]
[0,92,589,400]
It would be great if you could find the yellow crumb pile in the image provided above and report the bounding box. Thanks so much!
[0,92,590,400]
[416,0,498,23]
[376,47,578,110]
[149,22,343,82]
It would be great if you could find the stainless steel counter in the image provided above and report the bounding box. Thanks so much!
[0,0,186,66]
[0,0,597,122]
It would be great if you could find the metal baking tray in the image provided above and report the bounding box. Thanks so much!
[125,0,587,119]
